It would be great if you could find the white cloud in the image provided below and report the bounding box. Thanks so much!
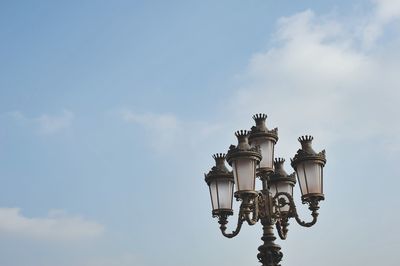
[374,0,400,22]
[227,6,400,155]
[118,1,400,157]
[5,110,74,135]
[363,0,400,47]
[0,208,104,241]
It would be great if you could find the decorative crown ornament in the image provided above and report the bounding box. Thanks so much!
[269,158,296,184]
[226,130,262,166]
[248,113,278,144]
[291,135,326,167]
[204,153,233,185]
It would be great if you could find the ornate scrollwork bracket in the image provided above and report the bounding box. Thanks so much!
[271,192,321,240]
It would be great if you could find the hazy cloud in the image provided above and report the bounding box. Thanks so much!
[34,110,74,135]
[5,110,74,135]
[0,208,104,241]
[120,110,180,152]
[119,109,224,153]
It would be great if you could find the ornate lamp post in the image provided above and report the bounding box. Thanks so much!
[204,114,326,266]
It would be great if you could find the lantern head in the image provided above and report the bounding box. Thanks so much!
[248,114,278,176]
[291,136,326,203]
[205,153,235,217]
[226,130,261,199]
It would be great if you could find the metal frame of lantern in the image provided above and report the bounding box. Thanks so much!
[204,114,327,266]
[205,153,235,217]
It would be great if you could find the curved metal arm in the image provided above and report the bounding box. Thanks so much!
[218,212,244,238]
[244,196,259,225]
[275,218,289,240]
[273,192,320,228]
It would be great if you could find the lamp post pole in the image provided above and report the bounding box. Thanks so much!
[204,114,326,266]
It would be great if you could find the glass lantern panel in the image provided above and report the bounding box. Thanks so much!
[295,163,308,196]
[209,182,218,210]
[304,162,323,194]
[217,180,234,209]
[296,162,323,196]
[251,139,274,169]
[259,140,274,169]
[232,159,256,191]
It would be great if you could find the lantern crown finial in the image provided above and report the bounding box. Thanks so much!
[298,135,315,153]
[212,153,227,169]
[252,113,268,131]
[235,130,249,138]
[212,153,226,160]
[249,114,278,144]
[253,113,267,120]
[273,158,289,177]
[269,157,296,184]
[291,135,326,169]
[234,130,251,150]
[298,135,314,143]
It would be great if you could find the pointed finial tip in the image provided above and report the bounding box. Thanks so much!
[212,153,226,160]
[298,135,314,142]
[252,113,267,121]
[235,130,249,137]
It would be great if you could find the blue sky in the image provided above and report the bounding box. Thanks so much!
[1,1,400,265]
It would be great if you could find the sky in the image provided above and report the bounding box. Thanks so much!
[1,0,400,265]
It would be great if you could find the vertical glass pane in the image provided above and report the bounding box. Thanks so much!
[232,159,256,191]
[296,163,308,196]
[259,140,274,169]
[229,181,234,208]
[304,162,322,194]
[217,180,233,209]
[210,182,218,210]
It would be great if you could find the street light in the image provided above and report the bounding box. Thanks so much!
[204,114,327,266]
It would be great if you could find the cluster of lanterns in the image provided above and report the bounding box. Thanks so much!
[204,114,326,218]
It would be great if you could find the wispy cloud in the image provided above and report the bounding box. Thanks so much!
[35,110,74,135]
[120,110,179,132]
[120,110,180,152]
[119,109,224,153]
[5,110,74,135]
[0,208,104,241]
